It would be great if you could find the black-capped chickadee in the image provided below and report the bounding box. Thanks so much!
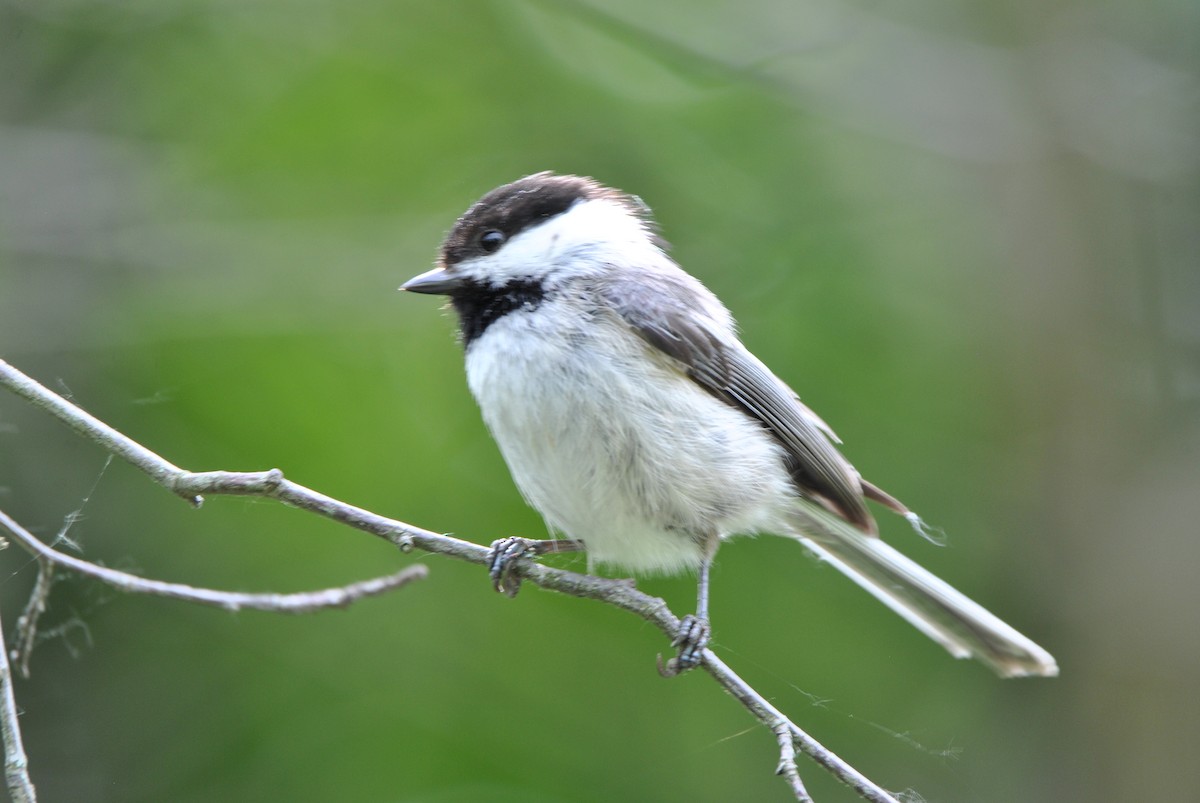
[402,172,1057,678]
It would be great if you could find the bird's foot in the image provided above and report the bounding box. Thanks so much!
[487,536,541,597]
[657,614,711,677]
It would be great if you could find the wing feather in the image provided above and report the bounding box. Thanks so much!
[601,275,874,531]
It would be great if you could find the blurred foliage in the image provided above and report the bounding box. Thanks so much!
[1,0,1198,801]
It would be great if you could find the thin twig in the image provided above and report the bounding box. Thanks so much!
[0,357,900,802]
[0,602,36,803]
[11,560,53,679]
[704,652,897,803]
[0,508,428,616]
[775,721,812,803]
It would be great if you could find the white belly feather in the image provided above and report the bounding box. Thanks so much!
[465,306,793,574]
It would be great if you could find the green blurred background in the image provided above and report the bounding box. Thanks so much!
[1,1,1197,801]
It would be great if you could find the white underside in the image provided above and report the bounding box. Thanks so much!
[467,303,795,574]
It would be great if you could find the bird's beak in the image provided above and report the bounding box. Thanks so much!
[400,267,463,295]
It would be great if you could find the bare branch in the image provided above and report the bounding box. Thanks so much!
[775,721,812,803]
[703,652,898,803]
[0,359,477,561]
[0,358,902,802]
[0,603,36,803]
[0,507,428,615]
[11,560,53,679]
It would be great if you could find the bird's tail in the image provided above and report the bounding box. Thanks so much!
[785,500,1058,678]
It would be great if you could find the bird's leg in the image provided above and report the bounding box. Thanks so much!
[660,539,716,677]
[488,537,585,597]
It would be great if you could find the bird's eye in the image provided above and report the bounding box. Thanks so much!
[479,229,506,253]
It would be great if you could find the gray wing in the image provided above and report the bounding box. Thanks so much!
[601,274,875,532]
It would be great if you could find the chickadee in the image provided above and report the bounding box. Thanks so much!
[402,172,1058,678]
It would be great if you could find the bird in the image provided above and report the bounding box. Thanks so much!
[401,171,1058,679]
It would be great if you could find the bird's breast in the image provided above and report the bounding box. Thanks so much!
[463,310,793,573]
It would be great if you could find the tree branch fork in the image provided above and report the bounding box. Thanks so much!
[0,358,901,803]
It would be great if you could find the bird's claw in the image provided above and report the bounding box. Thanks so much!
[488,536,538,597]
[657,614,711,677]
